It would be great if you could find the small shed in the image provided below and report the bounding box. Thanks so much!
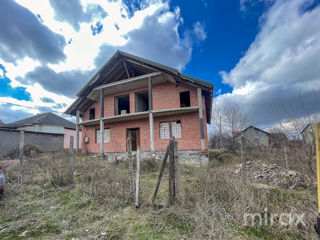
[235,126,270,147]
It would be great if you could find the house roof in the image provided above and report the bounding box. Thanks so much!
[235,126,269,137]
[300,123,314,134]
[65,50,214,123]
[3,112,76,130]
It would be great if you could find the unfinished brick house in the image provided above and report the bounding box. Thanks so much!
[65,51,213,159]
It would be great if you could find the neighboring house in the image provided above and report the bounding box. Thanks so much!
[235,126,288,148]
[235,126,270,147]
[2,112,81,149]
[0,120,4,126]
[301,123,316,145]
[65,50,213,156]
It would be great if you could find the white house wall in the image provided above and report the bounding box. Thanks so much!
[18,124,65,134]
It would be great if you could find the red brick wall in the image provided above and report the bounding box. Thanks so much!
[81,81,209,153]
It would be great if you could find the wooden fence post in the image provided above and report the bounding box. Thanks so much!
[69,136,74,183]
[135,146,141,207]
[284,145,289,169]
[174,140,179,198]
[19,130,24,185]
[152,143,170,205]
[240,136,246,171]
[127,137,134,201]
[168,139,176,206]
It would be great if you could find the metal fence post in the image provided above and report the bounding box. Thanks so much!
[127,137,134,201]
[284,145,289,169]
[19,130,24,186]
[69,136,74,183]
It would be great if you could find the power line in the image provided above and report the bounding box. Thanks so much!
[0,100,71,116]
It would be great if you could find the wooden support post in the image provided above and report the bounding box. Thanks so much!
[148,76,154,151]
[240,136,246,170]
[69,136,74,183]
[174,140,179,198]
[135,146,141,207]
[284,145,289,169]
[152,143,170,204]
[100,88,104,155]
[168,139,176,206]
[19,130,24,185]
[197,88,205,150]
[76,110,80,153]
[127,137,134,201]
[123,60,130,78]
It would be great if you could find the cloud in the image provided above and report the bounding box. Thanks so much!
[0,0,66,64]
[193,22,207,41]
[0,0,207,122]
[49,0,107,31]
[0,104,33,123]
[95,4,198,71]
[240,0,274,12]
[18,66,94,97]
[40,97,55,103]
[217,0,320,127]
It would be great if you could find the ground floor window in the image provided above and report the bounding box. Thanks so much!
[96,128,110,143]
[160,121,181,139]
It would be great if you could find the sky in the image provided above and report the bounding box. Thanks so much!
[0,0,319,132]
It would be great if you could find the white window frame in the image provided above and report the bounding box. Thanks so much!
[160,121,181,139]
[96,128,110,143]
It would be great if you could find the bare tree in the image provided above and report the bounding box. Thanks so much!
[210,103,250,151]
[213,104,250,137]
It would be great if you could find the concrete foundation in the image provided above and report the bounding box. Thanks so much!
[91,150,208,165]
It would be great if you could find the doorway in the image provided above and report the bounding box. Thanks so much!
[126,128,140,151]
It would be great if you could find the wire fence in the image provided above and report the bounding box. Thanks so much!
[1,135,187,208]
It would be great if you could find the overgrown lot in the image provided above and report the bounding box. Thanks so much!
[0,150,318,239]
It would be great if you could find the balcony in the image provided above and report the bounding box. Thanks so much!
[80,106,199,126]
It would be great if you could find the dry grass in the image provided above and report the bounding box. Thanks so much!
[0,150,318,239]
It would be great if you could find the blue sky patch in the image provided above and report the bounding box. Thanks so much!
[0,64,31,101]
[91,21,103,36]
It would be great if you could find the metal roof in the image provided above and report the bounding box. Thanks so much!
[3,112,76,130]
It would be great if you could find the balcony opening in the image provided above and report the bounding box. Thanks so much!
[89,108,95,120]
[115,94,130,115]
[180,91,190,107]
[135,91,149,112]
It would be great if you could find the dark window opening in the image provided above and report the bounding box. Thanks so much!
[115,94,130,115]
[135,91,149,112]
[89,108,95,120]
[180,91,190,107]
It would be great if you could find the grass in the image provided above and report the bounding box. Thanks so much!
[0,151,319,239]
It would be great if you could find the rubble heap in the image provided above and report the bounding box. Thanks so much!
[235,160,316,190]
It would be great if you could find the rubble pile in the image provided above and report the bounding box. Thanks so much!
[235,161,316,190]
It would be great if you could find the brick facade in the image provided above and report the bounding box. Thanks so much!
[81,82,208,153]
